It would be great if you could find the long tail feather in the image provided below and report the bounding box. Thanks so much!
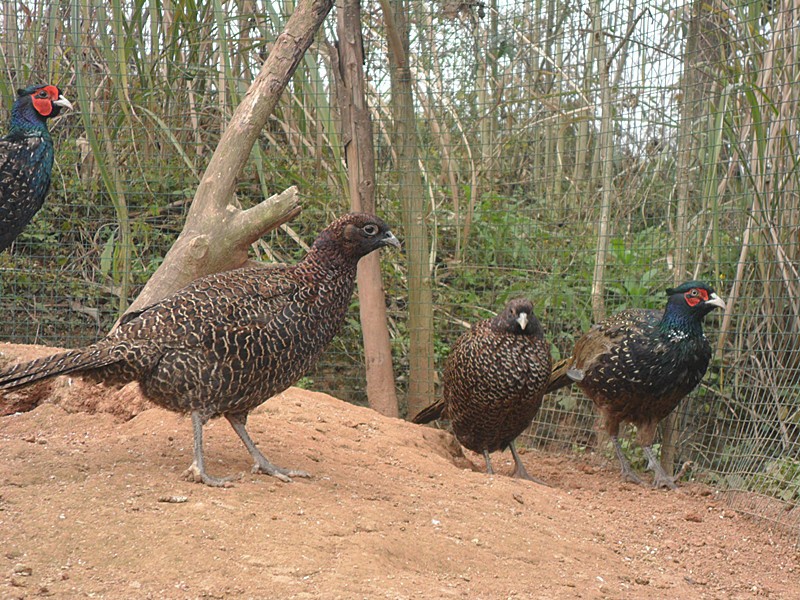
[0,346,121,390]
[545,357,575,394]
[412,400,446,424]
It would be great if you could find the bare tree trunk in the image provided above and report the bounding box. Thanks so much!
[332,0,399,417]
[124,0,334,316]
[380,0,435,419]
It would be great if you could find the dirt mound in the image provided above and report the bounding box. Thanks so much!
[0,343,797,598]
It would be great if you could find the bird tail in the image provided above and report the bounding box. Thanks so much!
[0,345,121,391]
[545,357,575,394]
[412,400,445,424]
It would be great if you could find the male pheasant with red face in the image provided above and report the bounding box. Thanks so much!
[0,213,400,486]
[0,84,72,252]
[547,281,725,489]
[414,298,552,482]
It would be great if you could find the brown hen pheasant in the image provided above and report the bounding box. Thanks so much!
[0,213,399,486]
[414,298,552,481]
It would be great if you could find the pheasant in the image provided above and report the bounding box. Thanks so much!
[0,213,400,486]
[414,298,552,482]
[0,84,72,252]
[546,281,725,489]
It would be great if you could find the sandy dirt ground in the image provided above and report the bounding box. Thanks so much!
[0,342,798,599]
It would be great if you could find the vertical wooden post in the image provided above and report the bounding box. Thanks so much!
[333,0,399,417]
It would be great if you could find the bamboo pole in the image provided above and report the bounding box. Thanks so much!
[590,1,613,323]
[380,0,436,419]
[663,0,702,477]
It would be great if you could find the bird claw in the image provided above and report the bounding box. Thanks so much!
[182,463,237,488]
[620,470,645,486]
[652,475,678,490]
[251,462,311,483]
[647,461,679,488]
[513,470,550,486]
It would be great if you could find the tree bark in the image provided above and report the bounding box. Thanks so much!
[123,0,334,316]
[332,0,399,417]
[380,0,436,419]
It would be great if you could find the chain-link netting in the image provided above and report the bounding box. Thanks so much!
[1,0,799,538]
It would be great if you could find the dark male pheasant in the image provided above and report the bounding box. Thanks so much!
[413,298,552,481]
[546,281,725,489]
[0,213,400,486]
[0,84,72,252]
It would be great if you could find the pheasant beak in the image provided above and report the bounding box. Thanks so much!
[382,231,401,249]
[53,95,73,111]
[516,312,528,331]
[706,293,726,310]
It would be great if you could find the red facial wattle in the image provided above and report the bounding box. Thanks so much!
[31,85,60,117]
[685,288,709,307]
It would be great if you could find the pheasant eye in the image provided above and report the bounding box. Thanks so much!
[684,288,704,307]
[36,91,48,98]
[363,224,378,236]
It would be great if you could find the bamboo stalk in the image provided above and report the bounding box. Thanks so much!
[380,0,435,419]
[663,0,703,479]
[590,1,612,322]
[70,0,132,315]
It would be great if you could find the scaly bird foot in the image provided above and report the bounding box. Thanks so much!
[225,413,311,483]
[611,436,645,485]
[182,462,238,488]
[643,445,679,490]
[251,458,311,483]
[512,468,551,486]
[651,470,678,490]
[620,468,645,486]
[509,442,549,485]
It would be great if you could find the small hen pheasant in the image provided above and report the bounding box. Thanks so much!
[414,298,552,482]
[0,213,400,486]
[0,84,72,252]
[547,281,725,489]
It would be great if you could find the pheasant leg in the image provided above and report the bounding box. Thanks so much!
[611,436,644,485]
[643,445,677,490]
[183,412,237,487]
[226,413,310,483]
[482,449,495,475]
[509,441,549,485]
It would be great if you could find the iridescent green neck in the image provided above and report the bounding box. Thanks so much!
[9,102,51,137]
[659,299,704,337]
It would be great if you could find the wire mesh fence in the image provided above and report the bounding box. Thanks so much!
[1,0,799,539]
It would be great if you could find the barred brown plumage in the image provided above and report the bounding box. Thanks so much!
[0,213,400,486]
[546,281,725,489]
[413,298,552,482]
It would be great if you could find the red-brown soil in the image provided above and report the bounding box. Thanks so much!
[0,343,797,599]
